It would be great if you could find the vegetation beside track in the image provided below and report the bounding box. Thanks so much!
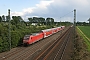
[78,26,90,38]
[77,26,90,51]
[72,28,90,60]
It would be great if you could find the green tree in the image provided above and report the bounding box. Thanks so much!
[12,16,20,24]
[46,18,54,25]
[6,16,9,22]
[12,16,24,25]
[0,16,2,22]
[28,18,33,24]
[39,17,45,25]
[18,16,24,22]
[46,18,49,25]
[2,15,5,21]
[50,18,54,25]
[0,36,3,52]
[88,18,90,25]
[33,17,38,23]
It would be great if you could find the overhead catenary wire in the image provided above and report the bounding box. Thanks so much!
[60,10,73,18]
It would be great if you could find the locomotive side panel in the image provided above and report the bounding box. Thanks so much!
[29,33,44,44]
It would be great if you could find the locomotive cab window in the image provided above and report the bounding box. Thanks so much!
[23,37,29,40]
[23,35,30,40]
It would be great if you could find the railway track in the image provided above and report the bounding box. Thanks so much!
[0,26,70,60]
[0,47,26,60]
[31,26,73,60]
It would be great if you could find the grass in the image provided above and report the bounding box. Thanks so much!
[78,26,90,38]
[77,26,90,51]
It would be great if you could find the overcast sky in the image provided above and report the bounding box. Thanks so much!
[0,0,90,22]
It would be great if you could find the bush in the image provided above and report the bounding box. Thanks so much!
[0,37,3,52]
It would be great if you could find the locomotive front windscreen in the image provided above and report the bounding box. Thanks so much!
[23,35,30,40]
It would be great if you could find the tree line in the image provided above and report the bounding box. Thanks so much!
[0,15,54,25]
[76,21,90,26]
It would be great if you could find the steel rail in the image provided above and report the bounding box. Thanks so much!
[34,27,71,60]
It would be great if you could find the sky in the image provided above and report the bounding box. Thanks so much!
[0,0,90,22]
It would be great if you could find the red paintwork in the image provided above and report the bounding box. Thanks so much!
[57,27,61,31]
[52,28,57,33]
[23,32,44,44]
[29,33,44,44]
[45,30,52,36]
[42,29,53,38]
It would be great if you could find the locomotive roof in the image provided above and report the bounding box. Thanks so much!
[31,33,39,36]
[24,35,32,37]
[24,31,43,36]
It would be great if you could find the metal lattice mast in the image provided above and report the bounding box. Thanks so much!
[74,9,76,28]
[8,9,11,50]
[74,9,76,38]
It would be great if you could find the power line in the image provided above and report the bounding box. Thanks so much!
[60,10,73,18]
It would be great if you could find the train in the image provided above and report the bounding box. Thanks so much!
[23,26,65,46]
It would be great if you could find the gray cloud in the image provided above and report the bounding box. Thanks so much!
[11,0,90,22]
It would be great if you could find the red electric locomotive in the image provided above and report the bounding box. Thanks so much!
[23,31,44,46]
